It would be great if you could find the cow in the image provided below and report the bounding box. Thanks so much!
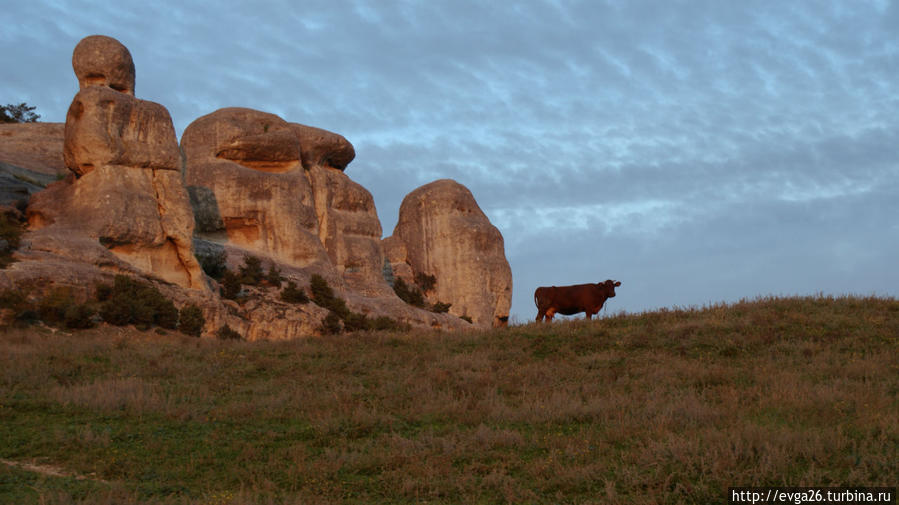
[534,280,621,322]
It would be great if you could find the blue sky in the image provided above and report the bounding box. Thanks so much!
[2,1,897,322]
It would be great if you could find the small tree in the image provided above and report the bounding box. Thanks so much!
[265,264,283,288]
[319,312,343,335]
[197,249,227,279]
[239,255,264,285]
[0,103,39,123]
[414,272,437,293]
[220,269,242,300]
[177,304,205,337]
[280,281,308,304]
[215,325,242,340]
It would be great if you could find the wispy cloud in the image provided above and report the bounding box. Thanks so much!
[2,0,896,319]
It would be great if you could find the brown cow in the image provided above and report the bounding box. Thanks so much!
[534,280,621,322]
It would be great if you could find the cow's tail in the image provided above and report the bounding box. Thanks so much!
[534,289,541,308]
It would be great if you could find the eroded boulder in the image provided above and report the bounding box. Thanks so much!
[181,108,333,272]
[72,35,135,95]
[25,35,205,291]
[385,179,512,327]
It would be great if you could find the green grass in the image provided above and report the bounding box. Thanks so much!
[1,295,897,504]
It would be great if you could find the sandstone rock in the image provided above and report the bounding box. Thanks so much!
[305,164,388,296]
[72,35,135,95]
[182,108,333,272]
[64,87,180,177]
[385,179,512,327]
[290,123,355,171]
[0,123,66,176]
[25,35,204,291]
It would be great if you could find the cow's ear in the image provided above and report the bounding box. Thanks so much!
[614,281,621,287]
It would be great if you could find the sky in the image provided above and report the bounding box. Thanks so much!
[2,0,897,323]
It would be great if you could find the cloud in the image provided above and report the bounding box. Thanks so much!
[2,0,896,322]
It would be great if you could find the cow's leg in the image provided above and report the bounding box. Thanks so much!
[585,311,593,320]
[535,309,545,323]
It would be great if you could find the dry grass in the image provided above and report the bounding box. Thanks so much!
[0,295,897,504]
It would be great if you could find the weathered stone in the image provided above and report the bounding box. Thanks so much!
[306,164,389,296]
[182,108,332,271]
[385,179,512,327]
[64,87,180,177]
[25,35,204,291]
[0,123,67,176]
[72,35,135,95]
[290,123,355,171]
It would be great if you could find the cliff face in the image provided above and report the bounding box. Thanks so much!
[0,35,512,337]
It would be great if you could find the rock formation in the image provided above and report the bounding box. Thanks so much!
[25,35,205,290]
[0,122,66,176]
[182,109,391,297]
[2,35,512,337]
[182,108,333,277]
[384,179,513,327]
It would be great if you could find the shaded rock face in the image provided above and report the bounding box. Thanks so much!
[25,35,205,291]
[385,179,513,327]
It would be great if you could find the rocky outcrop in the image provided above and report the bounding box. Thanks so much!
[296,126,387,296]
[384,179,512,327]
[0,123,66,176]
[25,35,205,291]
[4,35,511,338]
[181,108,334,276]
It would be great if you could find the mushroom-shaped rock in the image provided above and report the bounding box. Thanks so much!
[181,108,332,271]
[385,179,512,327]
[72,35,135,95]
[290,123,355,171]
[26,35,204,291]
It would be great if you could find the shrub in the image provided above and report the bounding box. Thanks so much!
[220,269,242,300]
[98,276,178,330]
[309,275,350,319]
[431,301,452,314]
[0,211,24,269]
[239,255,264,286]
[215,325,242,340]
[177,304,205,337]
[64,304,96,329]
[197,249,227,279]
[37,287,77,325]
[393,278,425,308]
[370,315,409,332]
[280,281,308,304]
[319,312,343,335]
[0,289,34,322]
[95,282,113,302]
[414,272,437,293]
[266,264,283,288]
[343,312,370,333]
[309,275,335,305]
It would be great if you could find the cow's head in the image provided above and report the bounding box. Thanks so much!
[599,279,621,297]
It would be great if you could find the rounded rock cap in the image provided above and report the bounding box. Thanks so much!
[72,35,135,95]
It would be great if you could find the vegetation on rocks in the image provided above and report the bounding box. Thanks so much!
[0,295,895,504]
[0,210,24,269]
[0,276,204,336]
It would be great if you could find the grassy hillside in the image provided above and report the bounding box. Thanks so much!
[1,295,896,504]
